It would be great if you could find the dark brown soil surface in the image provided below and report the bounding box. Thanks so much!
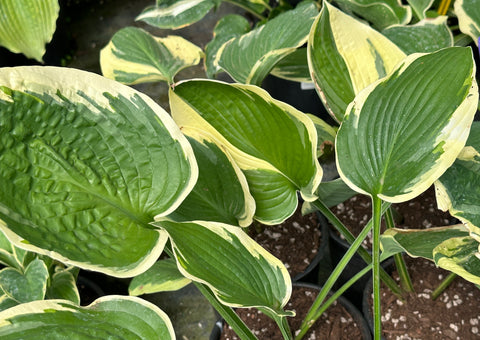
[248,207,322,279]
[221,285,367,339]
[331,186,455,249]
[365,257,480,340]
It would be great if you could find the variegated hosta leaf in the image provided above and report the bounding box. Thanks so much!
[406,0,434,20]
[216,1,319,85]
[0,296,175,339]
[381,226,480,284]
[46,270,80,305]
[435,121,480,248]
[336,47,478,203]
[434,236,480,284]
[0,259,49,303]
[0,66,198,277]
[381,225,470,259]
[167,132,255,227]
[270,48,311,83]
[455,0,480,45]
[382,16,453,54]
[0,0,59,62]
[100,27,202,85]
[129,258,191,296]
[170,80,322,224]
[154,220,292,316]
[334,0,411,30]
[308,1,406,123]
[136,0,220,29]
[205,14,251,78]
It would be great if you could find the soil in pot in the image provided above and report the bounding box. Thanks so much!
[364,256,480,340]
[247,206,330,282]
[221,284,371,339]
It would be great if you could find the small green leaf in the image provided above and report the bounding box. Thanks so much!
[0,296,175,339]
[382,16,453,54]
[155,220,292,317]
[136,0,220,29]
[216,1,319,85]
[0,0,59,62]
[0,258,49,303]
[205,15,251,78]
[334,0,411,30]
[336,47,478,203]
[170,80,322,224]
[101,27,203,85]
[129,258,191,296]
[0,66,197,276]
[455,0,480,44]
[46,271,80,305]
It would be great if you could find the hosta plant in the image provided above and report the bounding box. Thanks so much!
[0,0,480,339]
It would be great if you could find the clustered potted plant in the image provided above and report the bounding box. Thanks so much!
[0,0,479,339]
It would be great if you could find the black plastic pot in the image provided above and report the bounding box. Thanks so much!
[211,282,372,339]
[76,274,106,305]
[261,75,337,126]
